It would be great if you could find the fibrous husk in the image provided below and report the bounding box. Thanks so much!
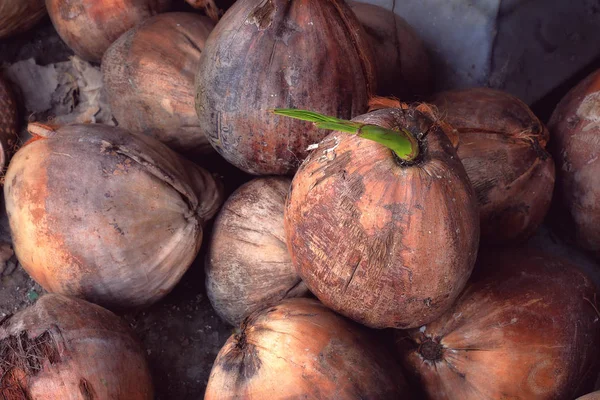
[0,294,153,399]
[195,0,377,175]
[285,103,480,329]
[206,177,308,326]
[205,298,414,399]
[430,88,555,244]
[0,0,46,39]
[102,12,215,156]
[397,249,600,400]
[45,0,174,62]
[4,122,223,309]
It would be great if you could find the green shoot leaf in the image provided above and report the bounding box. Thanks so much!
[272,108,419,162]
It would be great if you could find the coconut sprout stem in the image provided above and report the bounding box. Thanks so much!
[272,109,419,162]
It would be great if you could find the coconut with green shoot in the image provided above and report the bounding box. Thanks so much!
[275,103,480,329]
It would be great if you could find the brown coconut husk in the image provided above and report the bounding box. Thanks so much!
[0,330,60,399]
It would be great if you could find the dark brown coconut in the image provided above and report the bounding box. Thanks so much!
[0,0,46,38]
[548,69,600,257]
[45,0,173,63]
[205,298,413,399]
[102,12,215,155]
[348,1,432,99]
[0,74,18,174]
[195,0,377,175]
[430,88,555,244]
[206,177,308,326]
[0,294,153,399]
[4,123,223,309]
[285,104,480,329]
[397,249,600,400]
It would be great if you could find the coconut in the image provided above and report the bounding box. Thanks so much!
[397,249,600,399]
[430,88,555,244]
[205,298,413,399]
[548,69,600,257]
[102,12,215,155]
[45,0,173,62]
[194,0,377,175]
[348,1,432,99]
[0,294,153,399]
[279,103,479,329]
[4,122,223,309]
[206,177,308,326]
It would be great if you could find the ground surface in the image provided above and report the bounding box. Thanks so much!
[1,10,600,400]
